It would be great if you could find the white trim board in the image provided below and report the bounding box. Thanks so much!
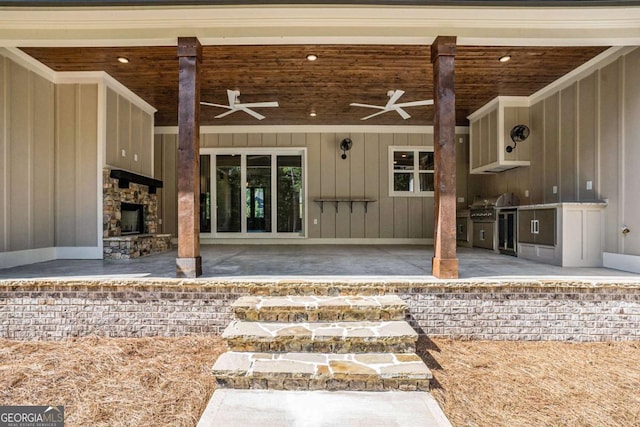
[603,252,640,275]
[0,247,56,270]
[155,125,470,135]
[0,47,156,114]
[55,247,102,259]
[530,46,638,104]
[468,46,639,119]
[1,6,640,46]
[0,246,103,269]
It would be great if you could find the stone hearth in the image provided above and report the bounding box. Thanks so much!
[102,168,171,259]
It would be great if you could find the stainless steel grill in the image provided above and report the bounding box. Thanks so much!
[469,193,520,251]
[469,193,519,222]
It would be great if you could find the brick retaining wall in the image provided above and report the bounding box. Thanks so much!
[1,280,639,341]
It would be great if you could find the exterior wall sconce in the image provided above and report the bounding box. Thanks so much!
[339,138,352,159]
[506,124,530,153]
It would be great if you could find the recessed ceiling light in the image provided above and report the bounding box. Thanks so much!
[306,54,318,61]
[499,55,511,63]
[117,56,130,64]
[309,111,317,117]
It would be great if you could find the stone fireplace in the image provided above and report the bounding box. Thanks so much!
[102,169,171,259]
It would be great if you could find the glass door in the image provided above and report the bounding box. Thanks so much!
[277,155,303,233]
[215,154,242,233]
[202,149,305,237]
[246,154,272,233]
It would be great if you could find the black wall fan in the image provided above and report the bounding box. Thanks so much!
[506,125,530,153]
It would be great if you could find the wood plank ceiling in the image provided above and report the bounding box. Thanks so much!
[21,45,607,126]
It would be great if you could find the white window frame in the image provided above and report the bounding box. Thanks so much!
[388,146,435,197]
[200,147,308,239]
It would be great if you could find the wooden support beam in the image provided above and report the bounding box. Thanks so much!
[431,36,459,279]
[176,37,202,278]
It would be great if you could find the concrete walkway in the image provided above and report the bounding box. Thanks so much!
[1,245,637,280]
[197,389,452,427]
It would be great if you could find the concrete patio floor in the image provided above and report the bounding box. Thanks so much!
[0,245,638,281]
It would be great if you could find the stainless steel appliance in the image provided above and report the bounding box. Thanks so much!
[497,208,517,256]
[456,209,472,247]
[469,193,519,251]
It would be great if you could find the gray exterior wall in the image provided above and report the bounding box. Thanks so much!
[0,51,155,266]
[0,54,99,255]
[55,83,98,247]
[106,87,154,177]
[0,55,55,253]
[469,47,640,257]
[154,131,470,240]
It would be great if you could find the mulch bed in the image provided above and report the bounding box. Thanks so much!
[1,336,639,426]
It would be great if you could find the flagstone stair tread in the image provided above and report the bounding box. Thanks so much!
[212,351,432,391]
[232,295,407,321]
[222,320,417,353]
[213,294,432,391]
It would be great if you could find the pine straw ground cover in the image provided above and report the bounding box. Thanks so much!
[0,336,639,427]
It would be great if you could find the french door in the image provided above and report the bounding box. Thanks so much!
[199,148,306,237]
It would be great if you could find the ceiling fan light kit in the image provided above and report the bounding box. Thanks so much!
[350,89,433,121]
[200,89,279,120]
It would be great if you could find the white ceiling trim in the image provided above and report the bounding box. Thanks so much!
[1,6,639,47]
[0,47,156,114]
[529,45,637,103]
[154,125,470,134]
[466,45,637,117]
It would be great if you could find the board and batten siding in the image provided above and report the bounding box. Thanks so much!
[153,131,470,240]
[153,133,178,238]
[105,87,154,177]
[55,84,98,247]
[0,55,55,253]
[471,47,640,256]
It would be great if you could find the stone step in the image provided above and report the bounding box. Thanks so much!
[232,295,407,322]
[212,351,432,392]
[222,320,417,353]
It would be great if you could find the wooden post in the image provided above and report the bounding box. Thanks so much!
[431,36,459,279]
[176,37,202,278]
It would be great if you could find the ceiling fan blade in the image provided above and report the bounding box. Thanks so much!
[395,99,434,108]
[215,110,237,119]
[200,102,232,109]
[350,103,385,110]
[360,110,389,121]
[237,101,279,108]
[395,107,411,120]
[385,90,405,108]
[240,107,266,120]
[227,89,237,108]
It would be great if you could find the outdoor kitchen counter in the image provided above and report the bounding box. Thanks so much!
[514,201,608,210]
[516,202,607,267]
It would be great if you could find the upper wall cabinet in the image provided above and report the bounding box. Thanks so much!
[468,96,531,174]
[105,87,155,177]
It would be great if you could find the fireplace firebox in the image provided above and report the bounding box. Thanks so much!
[121,202,144,235]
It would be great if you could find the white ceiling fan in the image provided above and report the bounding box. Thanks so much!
[200,89,279,120]
[350,90,433,120]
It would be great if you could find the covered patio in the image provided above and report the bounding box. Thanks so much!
[0,245,636,280]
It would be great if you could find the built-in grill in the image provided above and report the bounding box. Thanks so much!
[469,193,519,252]
[469,193,519,222]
